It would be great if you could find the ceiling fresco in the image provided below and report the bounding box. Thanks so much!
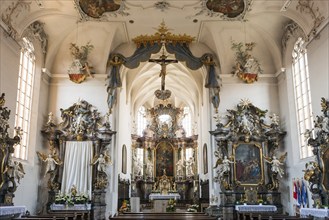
[205,0,245,18]
[78,0,122,18]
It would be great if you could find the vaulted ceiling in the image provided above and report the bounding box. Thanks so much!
[1,0,328,116]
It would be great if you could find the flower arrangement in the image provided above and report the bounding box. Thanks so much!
[187,204,199,212]
[258,199,264,204]
[166,199,176,212]
[119,200,130,212]
[54,193,89,206]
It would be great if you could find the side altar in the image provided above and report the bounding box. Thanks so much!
[209,100,287,219]
[38,100,116,219]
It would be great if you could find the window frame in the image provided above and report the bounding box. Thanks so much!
[14,38,36,160]
[291,37,314,159]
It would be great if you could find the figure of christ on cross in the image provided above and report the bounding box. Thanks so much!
[149,54,178,90]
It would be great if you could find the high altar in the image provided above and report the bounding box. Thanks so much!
[131,103,199,209]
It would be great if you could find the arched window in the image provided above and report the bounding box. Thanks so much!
[292,37,314,159]
[182,107,192,136]
[137,106,147,136]
[14,38,36,160]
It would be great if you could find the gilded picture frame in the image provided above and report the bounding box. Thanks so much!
[321,148,329,191]
[233,142,264,186]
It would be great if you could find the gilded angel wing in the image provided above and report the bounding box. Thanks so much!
[104,152,112,165]
[213,157,223,169]
[37,151,48,162]
[278,152,287,163]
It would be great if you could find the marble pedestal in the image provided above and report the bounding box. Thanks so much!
[130,197,140,212]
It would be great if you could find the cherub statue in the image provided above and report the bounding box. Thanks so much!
[214,155,234,178]
[91,152,112,173]
[37,152,62,175]
[70,184,77,197]
[264,153,287,178]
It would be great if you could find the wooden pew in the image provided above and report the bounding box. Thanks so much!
[12,211,88,220]
[110,212,218,220]
[239,212,313,220]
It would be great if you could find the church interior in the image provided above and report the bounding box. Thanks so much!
[0,0,329,219]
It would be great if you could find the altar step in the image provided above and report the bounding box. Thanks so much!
[110,212,217,220]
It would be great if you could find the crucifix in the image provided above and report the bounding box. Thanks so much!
[149,52,178,90]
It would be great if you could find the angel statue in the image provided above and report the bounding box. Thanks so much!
[214,155,234,178]
[264,153,287,178]
[5,157,25,184]
[91,152,112,173]
[37,152,62,175]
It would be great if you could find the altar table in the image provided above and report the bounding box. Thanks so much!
[149,193,180,212]
[0,206,26,218]
[149,193,180,200]
[300,207,329,218]
[50,203,91,211]
[235,204,277,212]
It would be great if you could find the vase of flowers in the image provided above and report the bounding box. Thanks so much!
[166,199,176,212]
[187,204,199,212]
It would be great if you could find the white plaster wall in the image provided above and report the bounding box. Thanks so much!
[0,28,20,118]
[48,75,109,118]
[219,76,280,115]
[308,25,329,114]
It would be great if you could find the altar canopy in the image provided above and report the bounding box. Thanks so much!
[106,22,220,112]
[61,141,93,199]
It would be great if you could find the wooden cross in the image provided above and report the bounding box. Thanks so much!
[149,54,178,90]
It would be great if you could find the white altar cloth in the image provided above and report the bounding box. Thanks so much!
[149,193,180,200]
[300,208,329,218]
[235,205,277,212]
[0,206,26,217]
[50,203,91,211]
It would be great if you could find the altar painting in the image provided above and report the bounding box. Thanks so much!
[233,143,264,186]
[156,142,174,177]
[321,148,329,191]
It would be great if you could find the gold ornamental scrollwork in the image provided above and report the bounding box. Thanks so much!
[132,21,195,47]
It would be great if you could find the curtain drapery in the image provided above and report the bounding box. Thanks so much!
[106,42,220,112]
[61,141,93,199]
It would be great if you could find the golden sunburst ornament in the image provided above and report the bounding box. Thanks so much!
[239,98,251,108]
